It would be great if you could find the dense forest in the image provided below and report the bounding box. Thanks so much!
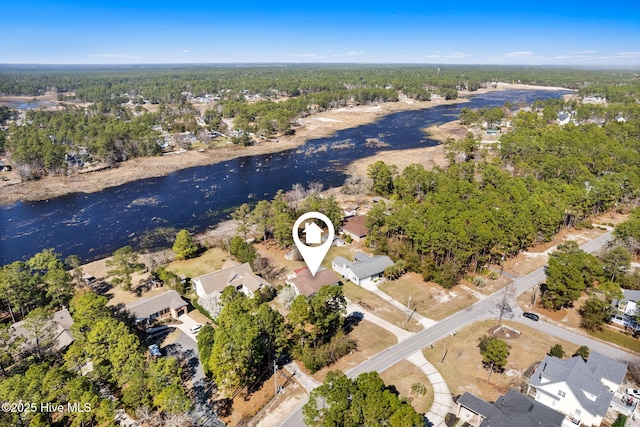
[1,65,639,179]
[363,96,640,287]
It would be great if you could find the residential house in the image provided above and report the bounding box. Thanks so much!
[343,204,360,218]
[456,389,565,427]
[611,289,640,332]
[342,215,368,242]
[192,260,271,299]
[526,352,627,426]
[10,308,75,355]
[332,252,394,286]
[285,267,341,297]
[125,290,188,326]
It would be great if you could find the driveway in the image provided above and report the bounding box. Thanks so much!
[164,328,223,427]
[170,313,205,341]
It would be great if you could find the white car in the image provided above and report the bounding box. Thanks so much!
[189,324,203,335]
[627,388,640,398]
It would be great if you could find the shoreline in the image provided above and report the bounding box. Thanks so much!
[0,83,568,207]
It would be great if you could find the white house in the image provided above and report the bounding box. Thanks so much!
[192,260,271,299]
[332,252,394,286]
[611,290,640,332]
[527,352,627,426]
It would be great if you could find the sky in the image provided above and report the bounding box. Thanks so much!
[3,0,640,66]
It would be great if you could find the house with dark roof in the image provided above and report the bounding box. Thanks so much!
[456,389,565,427]
[342,215,368,242]
[526,352,627,426]
[285,267,341,297]
[192,260,271,299]
[125,290,188,325]
[332,252,394,286]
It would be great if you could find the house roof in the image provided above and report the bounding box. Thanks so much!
[194,262,271,295]
[474,390,564,427]
[125,290,188,319]
[10,308,75,353]
[458,391,496,418]
[342,215,368,238]
[585,351,627,386]
[333,252,394,280]
[286,267,341,297]
[622,289,640,303]
[529,352,626,418]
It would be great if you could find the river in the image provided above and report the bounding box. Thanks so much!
[0,89,567,264]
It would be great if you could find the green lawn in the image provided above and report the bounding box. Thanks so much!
[166,247,230,278]
[587,328,640,354]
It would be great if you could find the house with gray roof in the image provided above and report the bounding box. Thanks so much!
[192,260,271,299]
[456,389,565,427]
[526,352,627,426]
[125,290,188,326]
[611,289,640,332]
[332,252,394,286]
[10,308,75,355]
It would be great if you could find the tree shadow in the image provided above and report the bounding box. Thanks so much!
[343,311,364,333]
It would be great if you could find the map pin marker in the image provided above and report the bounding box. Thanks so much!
[292,212,335,276]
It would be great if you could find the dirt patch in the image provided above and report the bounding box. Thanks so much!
[379,273,477,321]
[347,144,448,177]
[216,367,299,427]
[379,360,435,414]
[343,282,424,333]
[423,320,580,401]
[488,324,521,340]
[249,383,306,427]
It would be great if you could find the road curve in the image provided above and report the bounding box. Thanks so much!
[280,232,615,426]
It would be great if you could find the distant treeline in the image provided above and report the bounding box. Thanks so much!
[1,65,639,180]
[1,64,639,100]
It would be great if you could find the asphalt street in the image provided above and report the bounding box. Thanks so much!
[280,232,622,426]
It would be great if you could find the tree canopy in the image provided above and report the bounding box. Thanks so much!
[303,371,424,427]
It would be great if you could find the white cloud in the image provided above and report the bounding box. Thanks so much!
[570,50,598,55]
[91,53,142,60]
[287,53,323,58]
[425,52,473,59]
[504,51,535,57]
[613,51,640,57]
[332,50,365,57]
[180,50,192,53]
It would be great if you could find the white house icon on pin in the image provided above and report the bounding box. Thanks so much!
[303,222,324,245]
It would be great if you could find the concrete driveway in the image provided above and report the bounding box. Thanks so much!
[170,313,205,341]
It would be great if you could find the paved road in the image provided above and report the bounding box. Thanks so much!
[281,232,616,426]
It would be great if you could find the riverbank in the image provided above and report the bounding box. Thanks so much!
[0,83,568,206]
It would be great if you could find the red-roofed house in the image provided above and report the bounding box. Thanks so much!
[285,267,341,297]
[342,215,368,242]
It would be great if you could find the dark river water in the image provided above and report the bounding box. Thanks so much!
[1,90,567,264]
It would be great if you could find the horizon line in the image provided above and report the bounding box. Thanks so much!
[1,62,639,70]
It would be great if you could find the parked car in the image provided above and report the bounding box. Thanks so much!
[189,324,203,334]
[523,312,539,321]
[148,344,162,357]
[627,388,640,398]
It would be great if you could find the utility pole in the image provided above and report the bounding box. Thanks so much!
[274,360,278,395]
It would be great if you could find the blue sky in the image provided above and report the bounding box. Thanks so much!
[3,1,640,66]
